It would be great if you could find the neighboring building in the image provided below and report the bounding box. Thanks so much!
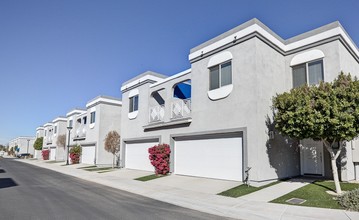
[35,126,44,139]
[120,18,359,184]
[66,96,122,165]
[42,117,67,160]
[34,126,45,158]
[8,137,35,155]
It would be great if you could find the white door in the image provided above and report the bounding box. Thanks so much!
[125,141,158,171]
[50,148,56,160]
[174,136,243,181]
[81,146,96,164]
[301,139,324,175]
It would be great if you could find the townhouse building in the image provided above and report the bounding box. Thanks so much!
[66,96,122,165]
[42,117,67,160]
[119,19,359,184]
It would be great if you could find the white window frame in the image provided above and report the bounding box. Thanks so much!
[90,111,96,124]
[129,95,139,113]
[209,61,232,91]
[292,59,324,88]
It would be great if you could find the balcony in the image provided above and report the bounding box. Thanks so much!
[144,76,192,130]
[73,126,86,140]
[46,136,53,145]
[171,99,191,119]
[149,104,165,123]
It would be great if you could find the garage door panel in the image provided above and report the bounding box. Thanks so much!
[175,137,242,181]
[125,142,157,172]
[82,146,96,164]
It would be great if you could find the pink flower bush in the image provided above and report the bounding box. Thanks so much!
[69,153,80,164]
[148,144,171,175]
[42,149,49,160]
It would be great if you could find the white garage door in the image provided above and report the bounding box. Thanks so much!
[81,146,96,165]
[125,141,158,171]
[50,148,56,160]
[175,136,243,181]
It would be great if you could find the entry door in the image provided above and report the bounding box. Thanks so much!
[301,139,323,175]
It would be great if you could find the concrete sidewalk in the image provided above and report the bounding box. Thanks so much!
[15,158,359,220]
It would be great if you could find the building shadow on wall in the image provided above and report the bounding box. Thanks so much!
[0,178,18,189]
[265,114,301,179]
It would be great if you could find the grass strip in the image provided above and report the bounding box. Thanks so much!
[218,180,281,198]
[77,165,97,169]
[135,174,165,182]
[45,160,65,164]
[84,167,112,172]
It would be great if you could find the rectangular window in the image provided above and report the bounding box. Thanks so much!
[54,126,57,134]
[45,130,47,136]
[90,112,96,124]
[308,60,323,85]
[209,61,232,90]
[292,64,306,88]
[129,95,139,112]
[292,60,323,88]
[83,116,87,125]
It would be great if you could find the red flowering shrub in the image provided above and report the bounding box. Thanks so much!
[69,145,82,164]
[148,144,171,175]
[42,149,49,160]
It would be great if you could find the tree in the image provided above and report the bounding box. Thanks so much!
[33,137,43,151]
[56,135,66,149]
[104,131,120,168]
[272,73,359,194]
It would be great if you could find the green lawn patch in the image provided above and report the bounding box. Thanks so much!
[84,167,112,172]
[218,181,281,198]
[135,174,165,182]
[45,160,65,164]
[77,165,97,169]
[271,181,359,209]
[98,169,116,174]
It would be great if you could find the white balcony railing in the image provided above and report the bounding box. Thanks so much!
[46,136,53,144]
[171,99,191,119]
[149,104,165,123]
[75,126,86,139]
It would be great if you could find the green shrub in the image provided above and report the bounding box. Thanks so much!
[34,137,43,150]
[339,188,359,211]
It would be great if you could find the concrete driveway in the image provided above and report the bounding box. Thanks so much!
[149,174,240,194]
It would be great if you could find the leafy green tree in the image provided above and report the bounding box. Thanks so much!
[33,137,44,151]
[104,131,120,168]
[273,73,359,194]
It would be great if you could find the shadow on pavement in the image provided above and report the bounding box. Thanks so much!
[0,178,18,189]
[0,169,6,173]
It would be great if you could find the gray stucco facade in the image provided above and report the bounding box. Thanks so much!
[120,19,359,183]
[66,96,122,166]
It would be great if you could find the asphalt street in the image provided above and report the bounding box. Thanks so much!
[0,158,233,220]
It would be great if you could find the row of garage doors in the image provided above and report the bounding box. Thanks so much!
[125,134,243,181]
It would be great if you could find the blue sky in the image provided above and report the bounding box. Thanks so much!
[1,0,359,145]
